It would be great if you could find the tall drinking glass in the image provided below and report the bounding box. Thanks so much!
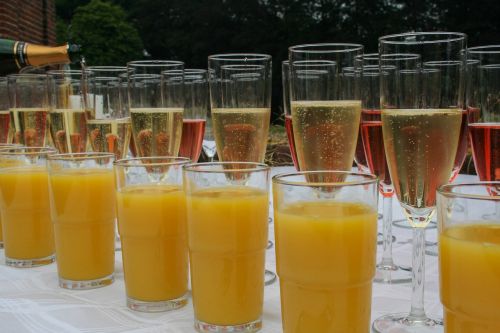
[467,45,500,182]
[47,70,89,153]
[184,162,269,332]
[48,153,116,289]
[288,43,363,172]
[372,32,466,333]
[359,53,412,283]
[208,54,272,163]
[273,171,378,332]
[282,61,299,169]
[0,78,13,143]
[127,60,184,157]
[0,147,56,267]
[437,182,500,332]
[8,74,50,147]
[115,157,190,312]
[86,66,131,160]
[179,69,208,162]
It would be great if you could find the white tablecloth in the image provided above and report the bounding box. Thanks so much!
[0,168,478,333]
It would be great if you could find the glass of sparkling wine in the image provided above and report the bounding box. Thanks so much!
[183,162,269,333]
[372,32,467,333]
[47,70,89,153]
[467,45,500,183]
[0,77,14,144]
[179,69,208,162]
[0,147,56,267]
[282,61,299,170]
[437,182,500,332]
[47,152,116,289]
[288,43,363,172]
[127,60,184,157]
[115,156,190,312]
[7,74,50,147]
[358,53,413,284]
[208,53,272,163]
[85,66,131,159]
[273,171,378,332]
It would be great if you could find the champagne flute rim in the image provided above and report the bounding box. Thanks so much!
[127,60,184,68]
[208,53,271,61]
[47,152,115,161]
[379,31,466,45]
[87,66,128,71]
[289,43,363,54]
[184,69,208,74]
[183,162,269,173]
[115,156,190,167]
[467,45,500,54]
[438,182,500,200]
[282,60,289,65]
[47,70,91,75]
[0,146,56,156]
[7,73,49,79]
[272,171,377,187]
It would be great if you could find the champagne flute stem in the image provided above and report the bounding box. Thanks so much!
[409,226,427,321]
[380,194,395,267]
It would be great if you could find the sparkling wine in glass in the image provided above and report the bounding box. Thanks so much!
[282,61,299,169]
[0,78,13,143]
[359,54,412,284]
[208,54,271,163]
[127,60,184,157]
[179,69,208,162]
[372,32,466,333]
[288,43,363,173]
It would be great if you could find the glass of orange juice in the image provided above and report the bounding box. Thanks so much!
[0,146,56,267]
[437,182,500,332]
[183,162,270,332]
[47,152,116,289]
[114,156,190,312]
[272,171,378,333]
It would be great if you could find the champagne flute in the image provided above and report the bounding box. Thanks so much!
[0,77,13,143]
[208,53,272,163]
[281,61,299,169]
[288,43,363,173]
[127,60,184,157]
[7,74,50,147]
[372,32,466,333]
[359,53,413,283]
[179,69,208,162]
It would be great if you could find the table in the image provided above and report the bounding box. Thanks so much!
[0,169,478,332]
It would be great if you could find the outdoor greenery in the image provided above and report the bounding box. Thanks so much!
[56,0,499,122]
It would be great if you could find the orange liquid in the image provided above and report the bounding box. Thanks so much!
[274,201,377,333]
[117,185,188,302]
[49,169,115,281]
[0,166,54,259]
[186,186,268,326]
[440,224,500,333]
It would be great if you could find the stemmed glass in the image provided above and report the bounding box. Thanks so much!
[359,53,412,283]
[288,43,363,173]
[0,77,13,144]
[372,32,466,333]
[281,61,299,169]
[179,69,208,162]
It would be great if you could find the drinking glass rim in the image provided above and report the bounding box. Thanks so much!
[127,60,184,67]
[7,73,49,80]
[184,69,208,74]
[272,171,377,187]
[208,53,272,62]
[47,152,115,161]
[438,182,500,200]
[47,70,90,75]
[0,146,56,156]
[115,156,190,167]
[289,43,363,54]
[467,45,500,54]
[183,162,269,173]
[87,66,128,71]
[379,32,466,45]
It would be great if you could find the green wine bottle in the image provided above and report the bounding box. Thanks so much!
[0,38,81,75]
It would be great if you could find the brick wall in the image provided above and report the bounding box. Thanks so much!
[0,0,56,46]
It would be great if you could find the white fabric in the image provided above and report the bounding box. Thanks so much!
[0,168,478,332]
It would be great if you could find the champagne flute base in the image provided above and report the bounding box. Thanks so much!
[374,264,412,284]
[393,219,437,229]
[372,312,443,333]
[377,233,396,245]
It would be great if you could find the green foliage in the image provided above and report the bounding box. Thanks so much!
[69,0,143,66]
